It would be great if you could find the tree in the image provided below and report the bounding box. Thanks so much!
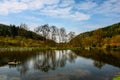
[34,24,50,39]
[59,27,67,43]
[20,23,28,30]
[50,26,58,41]
[67,31,75,42]
[93,29,104,47]
[9,24,18,37]
[81,36,94,48]
[110,35,120,47]
[18,23,29,37]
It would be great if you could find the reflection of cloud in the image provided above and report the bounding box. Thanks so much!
[57,69,90,79]
[9,77,20,80]
[0,75,21,80]
[38,74,69,80]
[0,75,7,80]
[73,69,90,76]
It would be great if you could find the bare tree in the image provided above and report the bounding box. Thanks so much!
[34,24,50,39]
[34,24,75,44]
[67,31,75,42]
[50,26,58,41]
[20,23,28,30]
[59,27,67,43]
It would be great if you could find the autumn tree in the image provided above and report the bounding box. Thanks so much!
[110,35,120,47]
[93,29,104,47]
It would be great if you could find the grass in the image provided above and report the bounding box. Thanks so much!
[113,73,120,80]
[113,76,120,80]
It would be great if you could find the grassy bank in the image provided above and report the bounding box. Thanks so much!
[0,46,120,52]
[0,36,55,47]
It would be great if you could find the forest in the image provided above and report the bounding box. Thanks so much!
[0,22,120,50]
[0,23,75,48]
[69,22,120,50]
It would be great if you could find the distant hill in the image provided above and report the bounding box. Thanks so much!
[0,24,46,40]
[0,23,55,47]
[69,22,120,49]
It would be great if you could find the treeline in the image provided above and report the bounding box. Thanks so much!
[0,23,56,47]
[34,24,75,43]
[2,22,120,49]
[0,24,45,40]
[69,22,120,49]
[0,23,75,47]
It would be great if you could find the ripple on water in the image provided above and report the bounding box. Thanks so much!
[9,77,20,80]
[0,75,21,80]
[0,75,7,80]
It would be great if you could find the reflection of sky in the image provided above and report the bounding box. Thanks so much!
[0,50,120,80]
[0,75,21,80]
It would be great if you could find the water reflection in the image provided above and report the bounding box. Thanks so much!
[93,60,105,69]
[0,50,77,74]
[0,50,120,70]
[34,50,77,72]
[0,50,120,80]
[73,50,120,69]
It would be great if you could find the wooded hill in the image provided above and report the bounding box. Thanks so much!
[1,22,120,49]
[69,22,120,49]
[0,24,55,47]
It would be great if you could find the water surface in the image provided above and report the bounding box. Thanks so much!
[0,50,120,80]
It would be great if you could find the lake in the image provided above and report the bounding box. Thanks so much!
[0,50,120,80]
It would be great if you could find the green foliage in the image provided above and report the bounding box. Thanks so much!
[113,74,120,80]
[0,22,120,49]
[69,22,120,49]
[0,24,56,47]
[0,24,46,40]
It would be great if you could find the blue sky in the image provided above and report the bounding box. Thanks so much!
[0,0,120,34]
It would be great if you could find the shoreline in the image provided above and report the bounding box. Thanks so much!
[0,47,120,52]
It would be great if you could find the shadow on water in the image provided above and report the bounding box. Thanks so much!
[0,51,38,67]
[0,50,77,73]
[0,50,120,71]
[72,50,120,69]
[34,50,77,72]
[0,49,120,80]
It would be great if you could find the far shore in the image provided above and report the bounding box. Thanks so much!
[0,46,120,52]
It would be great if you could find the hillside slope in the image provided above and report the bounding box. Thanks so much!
[69,22,120,49]
[0,24,55,47]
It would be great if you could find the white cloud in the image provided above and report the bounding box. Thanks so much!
[0,0,27,14]
[0,0,119,18]
[40,6,71,17]
[38,5,90,21]
[2,0,120,22]
[0,0,60,14]
[92,0,120,16]
[69,12,90,21]
[76,1,97,10]
[59,0,75,7]
[0,0,90,21]
[24,0,59,10]
[74,0,120,18]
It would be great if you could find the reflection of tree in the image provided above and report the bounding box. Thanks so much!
[93,60,105,69]
[17,62,29,75]
[73,50,120,69]
[34,50,77,72]
[0,50,77,74]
